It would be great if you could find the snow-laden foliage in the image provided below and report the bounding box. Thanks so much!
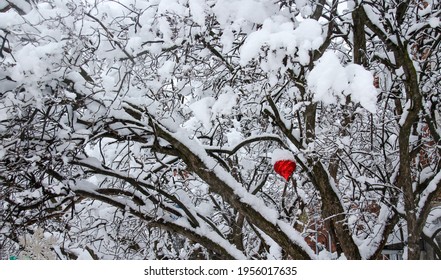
[1,0,440,260]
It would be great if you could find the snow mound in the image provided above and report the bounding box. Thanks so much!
[307,51,378,113]
[271,149,295,165]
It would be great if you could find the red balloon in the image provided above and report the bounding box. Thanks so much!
[274,160,296,180]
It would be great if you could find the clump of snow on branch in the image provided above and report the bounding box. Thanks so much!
[189,97,215,129]
[240,17,324,67]
[188,89,237,130]
[213,0,276,26]
[271,149,295,165]
[307,51,378,113]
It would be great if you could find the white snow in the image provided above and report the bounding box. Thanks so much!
[213,0,275,26]
[211,92,237,117]
[271,149,295,165]
[187,90,237,130]
[0,1,8,9]
[157,60,176,79]
[294,19,324,50]
[189,97,215,129]
[423,208,441,237]
[225,128,243,147]
[7,0,31,13]
[344,64,378,113]
[10,41,66,84]
[307,51,348,105]
[307,51,378,113]
[188,0,206,27]
[417,170,441,216]
[429,17,440,28]
[126,36,144,55]
[240,17,323,67]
